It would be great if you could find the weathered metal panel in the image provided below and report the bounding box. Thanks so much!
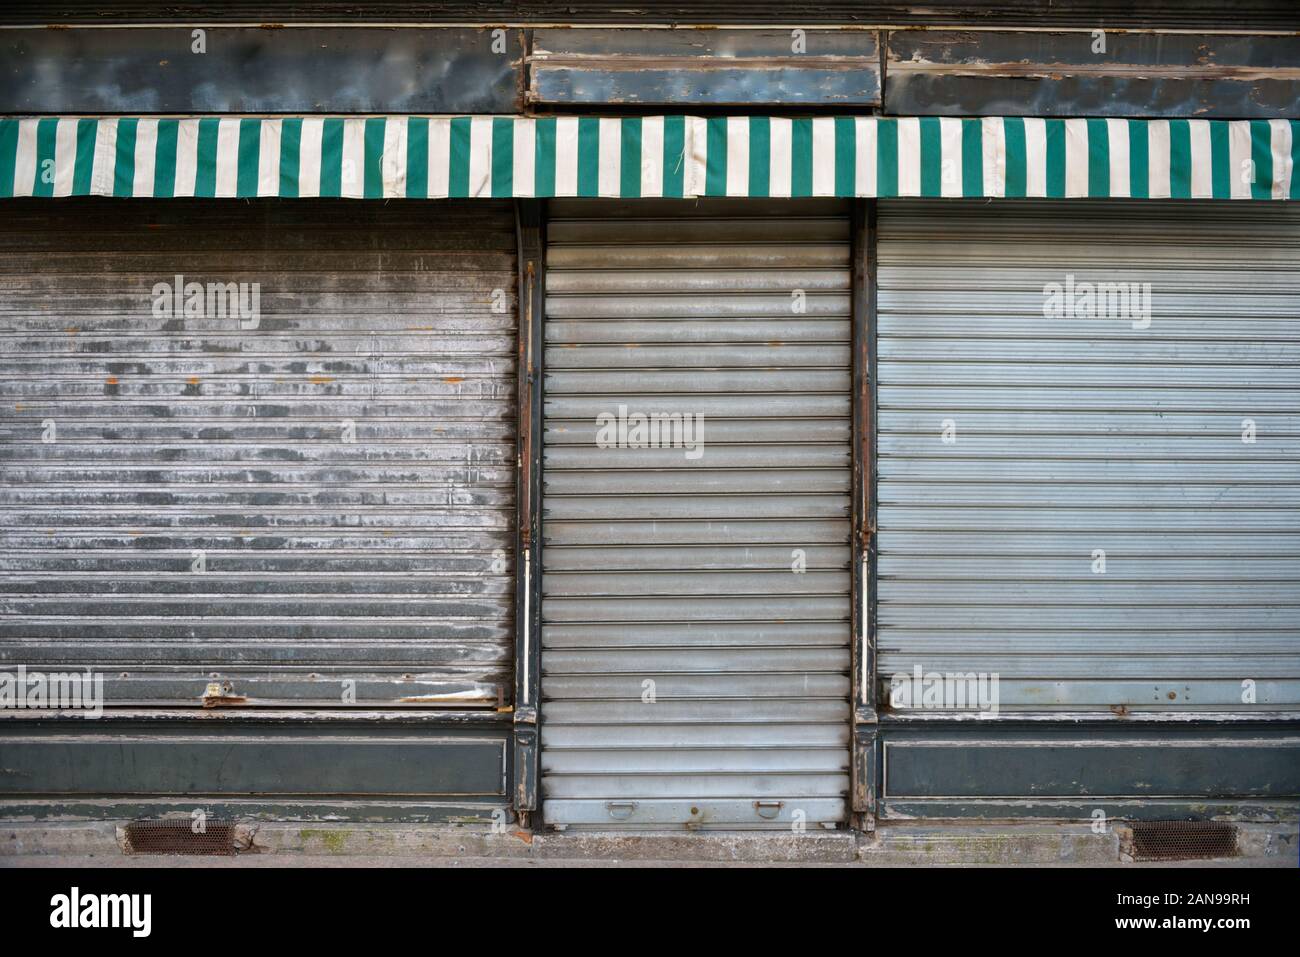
[0,26,523,114]
[885,31,1300,118]
[539,199,852,829]
[529,28,880,106]
[0,199,518,707]
[875,199,1300,712]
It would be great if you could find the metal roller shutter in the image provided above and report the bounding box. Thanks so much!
[876,200,1300,712]
[0,199,516,708]
[541,199,852,828]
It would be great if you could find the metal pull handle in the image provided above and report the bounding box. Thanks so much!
[753,800,785,819]
[605,801,638,821]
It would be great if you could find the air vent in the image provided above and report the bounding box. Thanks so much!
[122,819,239,856]
[1128,821,1238,862]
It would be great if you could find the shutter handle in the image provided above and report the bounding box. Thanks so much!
[605,801,638,821]
[753,800,785,819]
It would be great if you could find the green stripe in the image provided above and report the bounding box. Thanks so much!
[1086,118,1110,198]
[960,118,982,198]
[748,116,770,198]
[619,117,641,199]
[491,117,513,197]
[153,118,178,197]
[535,117,557,198]
[319,118,344,198]
[663,116,685,198]
[364,117,386,198]
[279,118,302,198]
[1127,119,1149,199]
[876,119,898,198]
[1003,117,1026,198]
[918,117,941,197]
[1169,119,1192,199]
[33,118,58,197]
[1250,120,1272,200]
[576,117,599,197]
[113,118,137,197]
[835,117,857,197]
[705,117,727,196]
[1044,119,1065,198]
[405,117,427,199]
[0,119,18,198]
[193,118,219,197]
[1208,121,1231,199]
[72,118,96,195]
[1291,121,1300,201]
[236,118,260,197]
[791,118,813,197]
[1209,121,1231,200]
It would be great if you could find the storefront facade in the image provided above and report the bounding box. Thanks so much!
[1,4,1297,837]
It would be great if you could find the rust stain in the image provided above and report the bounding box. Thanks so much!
[201,694,249,709]
[187,376,201,385]
[105,376,119,385]
[513,830,534,845]
[14,404,23,411]
[65,327,78,336]
[158,59,169,67]
[443,376,465,384]
[308,375,334,384]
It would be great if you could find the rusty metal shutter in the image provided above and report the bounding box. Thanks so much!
[876,200,1300,712]
[540,199,852,828]
[0,199,516,708]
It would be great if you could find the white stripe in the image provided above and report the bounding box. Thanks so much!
[938,117,962,198]
[382,116,407,198]
[641,116,664,198]
[1269,119,1289,200]
[1147,119,1171,198]
[340,118,365,198]
[982,117,1004,198]
[258,118,282,197]
[132,118,158,198]
[1228,121,1254,200]
[554,116,579,197]
[12,119,39,197]
[1188,120,1213,199]
[897,117,921,196]
[427,118,450,199]
[52,118,79,197]
[687,116,709,197]
[1064,117,1088,198]
[768,117,792,198]
[513,117,535,198]
[298,118,323,198]
[726,116,749,197]
[855,117,878,198]
[468,116,493,197]
[214,118,240,197]
[1023,118,1047,197]
[1106,118,1130,197]
[598,116,621,197]
[89,118,117,196]
[812,117,836,196]
[172,119,200,198]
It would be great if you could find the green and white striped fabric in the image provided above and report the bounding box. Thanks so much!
[2,115,1297,201]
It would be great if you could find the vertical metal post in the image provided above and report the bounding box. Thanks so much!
[850,199,879,832]
[512,199,545,826]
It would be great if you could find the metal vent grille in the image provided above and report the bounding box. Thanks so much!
[123,820,238,856]
[1130,821,1238,862]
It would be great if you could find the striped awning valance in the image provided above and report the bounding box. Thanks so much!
[2,115,1297,201]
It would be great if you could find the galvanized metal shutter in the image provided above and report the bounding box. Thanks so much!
[876,200,1300,711]
[0,199,516,708]
[541,199,852,828]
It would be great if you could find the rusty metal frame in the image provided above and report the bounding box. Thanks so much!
[512,199,545,827]
[850,199,879,831]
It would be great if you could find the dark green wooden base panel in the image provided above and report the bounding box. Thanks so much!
[880,721,1300,821]
[0,714,511,822]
